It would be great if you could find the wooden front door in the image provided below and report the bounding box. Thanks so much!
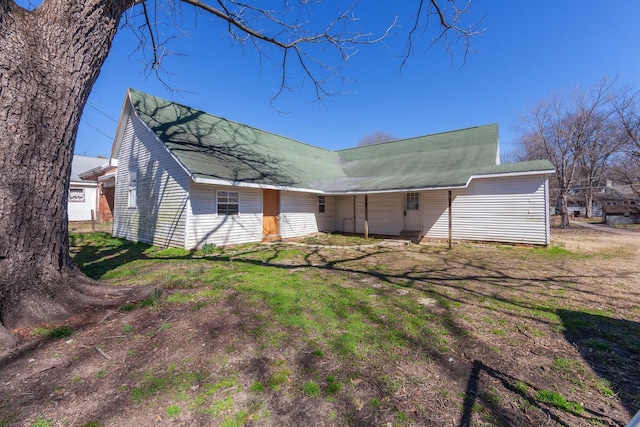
[262,189,280,241]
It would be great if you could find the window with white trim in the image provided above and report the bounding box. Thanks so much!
[217,191,239,215]
[128,171,137,208]
[406,192,419,210]
[318,195,326,213]
[69,188,85,203]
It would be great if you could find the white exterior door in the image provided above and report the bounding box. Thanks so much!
[404,192,421,231]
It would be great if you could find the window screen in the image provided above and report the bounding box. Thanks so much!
[217,191,239,215]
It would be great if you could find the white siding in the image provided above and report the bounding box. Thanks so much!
[68,185,97,221]
[280,192,335,239]
[333,194,403,235]
[335,196,356,233]
[113,114,190,248]
[354,195,366,233]
[187,184,262,248]
[113,111,549,247]
[370,193,403,235]
[423,175,550,245]
[423,191,450,238]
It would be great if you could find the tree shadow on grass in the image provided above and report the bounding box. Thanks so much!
[70,233,155,280]
[557,309,640,417]
[67,236,637,425]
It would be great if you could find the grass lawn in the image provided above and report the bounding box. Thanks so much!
[1,229,638,426]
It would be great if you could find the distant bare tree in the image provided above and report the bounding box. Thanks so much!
[612,85,640,195]
[608,157,640,196]
[574,110,625,218]
[516,79,623,225]
[358,130,398,146]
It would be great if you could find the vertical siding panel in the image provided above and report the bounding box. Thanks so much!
[113,114,189,248]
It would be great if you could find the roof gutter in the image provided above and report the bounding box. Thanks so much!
[464,168,556,187]
[192,176,323,193]
[77,162,112,179]
[192,168,554,195]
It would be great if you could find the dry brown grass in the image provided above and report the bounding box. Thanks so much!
[1,228,638,426]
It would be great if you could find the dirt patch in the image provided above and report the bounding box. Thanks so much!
[1,229,638,426]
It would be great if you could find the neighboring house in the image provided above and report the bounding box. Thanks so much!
[111,89,556,249]
[69,155,117,222]
[602,205,640,225]
[593,182,639,217]
[598,182,640,225]
[559,182,640,218]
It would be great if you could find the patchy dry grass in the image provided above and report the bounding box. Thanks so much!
[0,229,638,426]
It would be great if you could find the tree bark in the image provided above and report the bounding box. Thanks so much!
[559,191,570,229]
[0,0,134,348]
[584,191,593,219]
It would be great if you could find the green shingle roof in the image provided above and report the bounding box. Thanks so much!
[128,89,554,192]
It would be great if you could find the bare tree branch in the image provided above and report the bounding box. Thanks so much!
[122,1,474,104]
[402,0,483,69]
[612,85,640,163]
[140,1,160,70]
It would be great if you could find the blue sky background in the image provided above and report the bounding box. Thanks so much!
[72,1,640,159]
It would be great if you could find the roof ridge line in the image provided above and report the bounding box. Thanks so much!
[335,123,498,152]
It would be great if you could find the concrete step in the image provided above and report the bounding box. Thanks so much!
[399,230,421,243]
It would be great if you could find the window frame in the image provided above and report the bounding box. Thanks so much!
[217,190,240,216]
[128,171,137,208]
[69,188,85,203]
[318,195,326,213]
[406,192,419,211]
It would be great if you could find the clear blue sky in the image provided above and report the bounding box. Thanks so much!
[73,1,640,160]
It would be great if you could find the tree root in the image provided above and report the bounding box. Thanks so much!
[0,275,159,351]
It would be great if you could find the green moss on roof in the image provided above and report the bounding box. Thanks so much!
[128,89,554,192]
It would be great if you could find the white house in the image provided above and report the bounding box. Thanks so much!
[68,155,107,221]
[111,89,555,248]
[69,155,117,222]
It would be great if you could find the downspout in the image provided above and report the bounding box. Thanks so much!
[184,182,192,250]
[448,190,453,250]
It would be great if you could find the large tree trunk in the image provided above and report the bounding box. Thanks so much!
[0,0,135,348]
